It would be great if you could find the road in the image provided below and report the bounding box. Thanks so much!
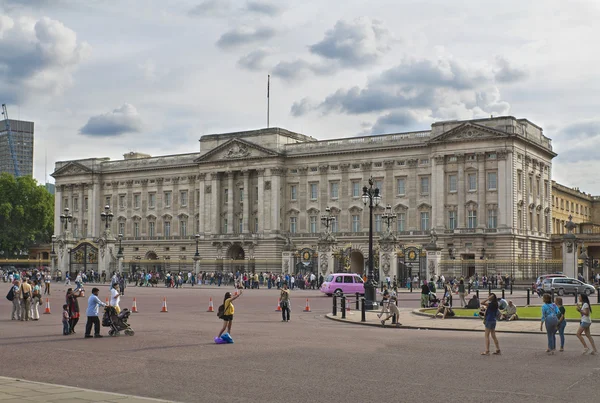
[0,284,598,403]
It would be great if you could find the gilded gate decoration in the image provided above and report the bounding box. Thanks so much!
[69,242,99,276]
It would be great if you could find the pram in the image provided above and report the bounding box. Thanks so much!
[428,292,441,308]
[102,306,135,336]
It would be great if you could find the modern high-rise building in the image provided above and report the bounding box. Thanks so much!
[0,118,35,177]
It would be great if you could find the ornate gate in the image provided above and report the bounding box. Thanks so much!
[69,242,98,277]
[397,246,427,285]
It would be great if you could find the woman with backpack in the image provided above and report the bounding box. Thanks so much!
[217,290,242,339]
[540,293,560,354]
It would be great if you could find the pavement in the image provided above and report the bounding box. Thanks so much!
[0,377,176,403]
[327,307,600,335]
[2,284,600,403]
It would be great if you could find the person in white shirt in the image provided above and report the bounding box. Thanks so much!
[576,294,597,355]
[110,282,121,314]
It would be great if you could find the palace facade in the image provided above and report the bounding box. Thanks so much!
[52,116,556,278]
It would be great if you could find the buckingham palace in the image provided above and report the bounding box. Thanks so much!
[51,115,557,280]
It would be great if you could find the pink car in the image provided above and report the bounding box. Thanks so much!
[320,273,365,296]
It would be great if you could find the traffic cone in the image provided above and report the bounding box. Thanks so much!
[207,297,214,312]
[131,297,139,313]
[43,298,51,314]
[275,298,282,311]
[303,298,311,312]
[160,297,168,313]
[106,297,110,306]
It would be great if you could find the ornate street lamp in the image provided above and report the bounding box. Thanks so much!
[51,235,56,255]
[100,205,114,231]
[362,177,381,309]
[195,234,200,257]
[381,204,397,232]
[320,206,336,233]
[60,208,73,234]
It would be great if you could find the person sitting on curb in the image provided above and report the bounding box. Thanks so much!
[434,296,455,319]
[466,294,480,309]
[500,300,518,321]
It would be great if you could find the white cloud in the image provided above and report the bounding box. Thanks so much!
[0,16,90,103]
[80,103,143,137]
[216,26,276,49]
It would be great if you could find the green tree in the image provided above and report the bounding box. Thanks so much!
[0,173,54,257]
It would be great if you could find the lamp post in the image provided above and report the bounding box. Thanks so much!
[100,205,114,232]
[51,235,56,255]
[195,234,200,257]
[362,177,381,309]
[117,233,123,255]
[320,206,336,233]
[381,204,397,232]
[60,208,73,235]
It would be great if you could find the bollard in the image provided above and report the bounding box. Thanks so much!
[597,288,600,304]
[341,297,346,319]
[476,289,480,300]
[575,291,578,305]
[361,297,366,322]
[333,295,337,316]
[527,288,530,306]
[501,289,505,299]
[356,292,360,310]
[488,284,492,295]
[410,282,413,293]
[510,283,513,295]
[468,284,472,294]
[449,294,453,307]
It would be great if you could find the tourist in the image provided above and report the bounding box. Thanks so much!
[378,286,390,318]
[420,282,430,308]
[44,272,51,295]
[217,290,243,339]
[466,294,480,309]
[576,294,598,355]
[84,287,107,338]
[280,283,291,322]
[481,293,501,355]
[381,288,400,326]
[458,279,467,307]
[110,282,121,314]
[20,278,32,321]
[540,293,560,354]
[435,295,455,319]
[555,297,566,352]
[10,280,21,320]
[66,287,84,334]
[30,279,42,321]
[500,300,518,321]
[62,304,70,335]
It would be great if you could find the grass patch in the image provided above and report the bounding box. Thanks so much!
[423,305,600,320]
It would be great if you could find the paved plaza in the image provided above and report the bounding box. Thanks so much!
[1,284,599,402]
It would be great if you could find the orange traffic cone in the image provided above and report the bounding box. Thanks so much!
[160,297,168,313]
[131,297,139,313]
[303,298,311,312]
[106,297,110,306]
[207,297,214,312]
[43,298,51,314]
[275,298,282,311]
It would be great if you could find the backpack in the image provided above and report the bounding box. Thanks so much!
[217,304,225,319]
[6,287,14,302]
[22,287,30,300]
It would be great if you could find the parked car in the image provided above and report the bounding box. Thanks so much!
[536,274,566,284]
[320,273,365,296]
[542,277,596,296]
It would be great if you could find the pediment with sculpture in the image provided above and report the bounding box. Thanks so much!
[194,138,282,163]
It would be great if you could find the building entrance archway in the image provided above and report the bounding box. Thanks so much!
[227,244,246,273]
[350,251,365,275]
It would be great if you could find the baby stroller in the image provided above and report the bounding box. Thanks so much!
[428,292,441,308]
[102,306,135,336]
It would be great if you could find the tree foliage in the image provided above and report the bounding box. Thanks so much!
[0,173,54,257]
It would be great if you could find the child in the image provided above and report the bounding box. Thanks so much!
[555,297,566,352]
[217,290,242,339]
[62,304,70,335]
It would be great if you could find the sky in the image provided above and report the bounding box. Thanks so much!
[1,0,599,193]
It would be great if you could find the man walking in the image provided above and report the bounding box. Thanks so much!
[10,280,21,320]
[85,288,107,338]
[20,279,32,321]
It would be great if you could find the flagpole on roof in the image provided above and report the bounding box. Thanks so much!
[267,74,270,128]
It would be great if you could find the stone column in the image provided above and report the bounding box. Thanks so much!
[242,170,250,233]
[477,152,486,228]
[378,234,397,285]
[282,251,293,274]
[270,168,283,234]
[227,171,234,234]
[562,235,578,279]
[425,243,443,278]
[498,150,510,228]
[54,185,63,237]
[98,237,117,276]
[318,236,337,277]
[210,173,219,234]
[432,156,445,230]
[257,169,265,233]
[457,155,465,228]
[198,173,206,234]
[91,180,101,237]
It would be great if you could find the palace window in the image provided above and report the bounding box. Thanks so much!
[420,212,430,231]
[309,216,317,233]
[397,178,406,195]
[397,212,406,232]
[467,173,477,191]
[487,209,497,229]
[330,182,339,199]
[352,215,360,232]
[487,172,497,190]
[180,191,188,207]
[290,185,297,201]
[375,214,382,232]
[149,222,155,237]
[164,221,171,237]
[149,193,156,208]
[448,211,457,230]
[180,220,187,237]
[164,192,172,208]
[352,182,360,197]
[420,177,430,194]
[290,217,297,234]
[134,194,140,209]
[310,183,318,200]
[448,175,457,192]
[467,210,477,229]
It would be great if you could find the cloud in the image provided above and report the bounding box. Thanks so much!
[494,56,528,83]
[245,1,281,16]
[368,110,424,134]
[80,104,143,137]
[552,120,600,163]
[237,48,270,71]
[188,0,231,17]
[290,98,316,117]
[216,26,275,49]
[309,17,393,67]
[0,16,90,103]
